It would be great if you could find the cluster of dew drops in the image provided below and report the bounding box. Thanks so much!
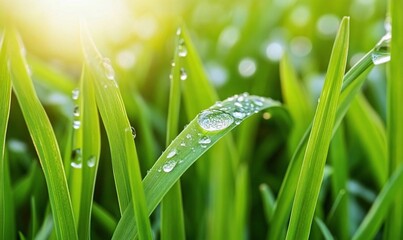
[157,93,273,174]
[169,28,189,82]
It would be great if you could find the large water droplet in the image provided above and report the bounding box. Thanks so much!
[162,160,177,172]
[72,88,80,100]
[372,33,391,65]
[167,149,177,159]
[71,148,82,169]
[198,136,211,148]
[73,105,80,117]
[178,42,188,57]
[102,58,116,80]
[197,109,234,131]
[180,68,188,80]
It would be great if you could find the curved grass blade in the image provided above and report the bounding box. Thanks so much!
[160,28,185,240]
[259,183,276,224]
[81,25,152,240]
[0,33,15,240]
[285,17,350,240]
[352,165,403,240]
[384,0,403,237]
[77,64,101,239]
[268,26,380,240]
[315,217,335,240]
[92,202,117,235]
[112,94,281,239]
[6,28,77,240]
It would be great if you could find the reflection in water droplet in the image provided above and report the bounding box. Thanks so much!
[73,120,81,129]
[125,126,137,139]
[198,136,211,148]
[167,149,177,159]
[102,58,116,80]
[178,43,188,57]
[71,148,82,169]
[372,33,391,65]
[163,160,177,172]
[198,109,234,131]
[233,111,246,119]
[87,156,96,167]
[180,68,188,80]
[72,88,80,100]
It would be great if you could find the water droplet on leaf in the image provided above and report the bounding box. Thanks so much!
[73,120,81,129]
[180,68,188,80]
[198,136,211,148]
[372,33,391,65]
[197,109,234,131]
[72,88,80,100]
[102,57,116,80]
[167,149,177,159]
[162,160,177,172]
[87,156,96,167]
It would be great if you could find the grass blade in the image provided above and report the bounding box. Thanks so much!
[160,28,186,240]
[77,64,101,239]
[112,94,281,239]
[285,17,349,240]
[384,0,403,237]
[0,33,15,240]
[81,25,152,240]
[269,23,377,240]
[352,165,403,240]
[315,217,335,240]
[259,183,276,224]
[6,28,77,240]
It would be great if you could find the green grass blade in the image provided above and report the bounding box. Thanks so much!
[30,197,38,238]
[384,0,403,237]
[112,94,281,239]
[315,217,335,240]
[231,164,249,240]
[161,29,186,240]
[280,53,313,151]
[259,183,276,224]
[6,28,77,240]
[269,23,377,240]
[92,202,117,235]
[0,32,15,240]
[285,17,349,240]
[352,165,403,240]
[81,25,152,240]
[77,64,101,239]
[346,93,387,188]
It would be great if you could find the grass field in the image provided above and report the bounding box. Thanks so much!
[0,0,402,239]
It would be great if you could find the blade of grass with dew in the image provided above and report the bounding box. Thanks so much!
[280,52,313,151]
[259,183,276,224]
[347,93,387,188]
[112,94,282,239]
[268,28,380,240]
[80,26,152,240]
[352,165,403,240]
[6,28,77,240]
[160,28,185,240]
[77,64,101,240]
[385,0,403,237]
[285,17,350,240]
[0,33,15,240]
[329,125,348,240]
[177,26,238,240]
[315,217,335,240]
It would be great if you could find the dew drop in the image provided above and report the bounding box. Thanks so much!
[73,105,80,117]
[372,33,391,65]
[167,149,177,159]
[180,68,188,80]
[125,126,136,139]
[232,111,246,119]
[176,27,182,36]
[162,160,177,172]
[87,156,96,168]
[71,148,82,169]
[102,58,116,80]
[178,43,188,57]
[180,142,186,147]
[198,136,211,148]
[72,88,80,100]
[73,120,81,129]
[186,134,192,139]
[197,109,234,131]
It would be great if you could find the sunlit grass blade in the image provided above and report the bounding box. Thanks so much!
[80,25,152,240]
[269,25,377,240]
[161,29,185,240]
[77,64,101,239]
[285,17,349,240]
[329,126,349,240]
[6,28,77,240]
[0,33,15,240]
[280,53,313,151]
[384,0,403,238]
[112,94,281,239]
[259,183,276,224]
[346,93,387,188]
[352,165,403,240]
